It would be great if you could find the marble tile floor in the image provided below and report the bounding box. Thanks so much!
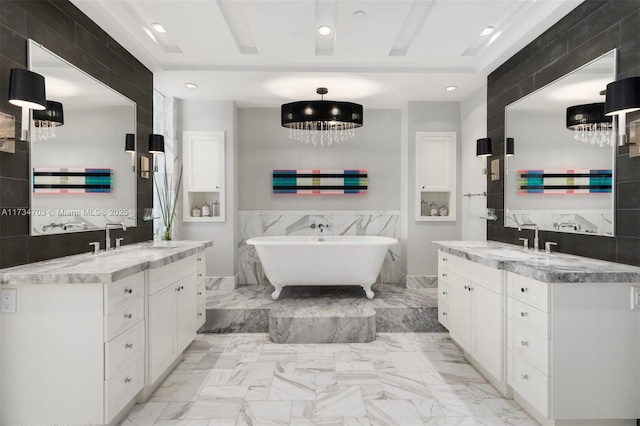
[119,332,539,426]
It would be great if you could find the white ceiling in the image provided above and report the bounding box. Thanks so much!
[71,0,584,108]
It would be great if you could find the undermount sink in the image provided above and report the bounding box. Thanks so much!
[488,248,549,260]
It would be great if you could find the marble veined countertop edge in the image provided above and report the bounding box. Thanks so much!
[0,240,212,285]
[433,240,640,284]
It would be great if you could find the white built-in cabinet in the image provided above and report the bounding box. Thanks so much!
[415,132,456,221]
[183,131,225,222]
[0,253,206,426]
[438,251,506,393]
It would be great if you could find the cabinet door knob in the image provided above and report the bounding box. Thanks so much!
[124,288,133,294]
[520,287,528,293]
[464,285,468,290]
[442,273,447,277]
[197,258,202,262]
[521,374,529,380]
[197,291,202,296]
[124,377,132,383]
[198,313,203,317]
[442,312,447,316]
[125,343,134,349]
[442,291,447,295]
[176,286,181,292]
[442,258,448,262]
[468,286,473,291]
[124,313,133,319]
[520,312,528,317]
[198,273,203,277]
[520,341,529,347]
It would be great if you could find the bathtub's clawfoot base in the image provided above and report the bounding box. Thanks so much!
[362,284,375,300]
[271,285,283,300]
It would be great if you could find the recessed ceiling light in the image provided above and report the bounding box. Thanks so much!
[445,85,457,92]
[142,27,158,44]
[480,26,495,37]
[185,83,198,89]
[353,11,367,20]
[317,26,332,36]
[151,22,167,33]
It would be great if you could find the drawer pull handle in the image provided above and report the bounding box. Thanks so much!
[198,291,202,295]
[125,343,134,349]
[520,341,529,347]
[197,258,202,262]
[442,291,447,295]
[442,312,447,316]
[520,312,528,317]
[464,285,468,290]
[442,258,447,262]
[124,288,133,294]
[442,273,447,277]
[198,313,203,317]
[124,377,132,383]
[520,287,528,293]
[176,285,185,292]
[521,374,529,380]
[468,286,473,292]
[198,273,203,277]
[124,313,133,319]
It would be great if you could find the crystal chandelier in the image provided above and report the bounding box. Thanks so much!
[32,100,64,141]
[281,88,363,147]
[566,102,614,147]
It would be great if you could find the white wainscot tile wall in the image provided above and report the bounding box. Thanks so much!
[238,211,403,286]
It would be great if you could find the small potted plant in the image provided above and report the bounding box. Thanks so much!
[154,159,183,241]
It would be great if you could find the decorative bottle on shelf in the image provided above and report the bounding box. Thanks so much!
[421,200,427,216]
[213,201,220,217]
[429,202,439,216]
[201,203,211,217]
[439,205,448,216]
[192,205,202,217]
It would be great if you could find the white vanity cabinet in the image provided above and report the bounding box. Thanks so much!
[196,254,207,329]
[506,272,640,425]
[147,256,198,385]
[0,272,145,426]
[438,251,506,391]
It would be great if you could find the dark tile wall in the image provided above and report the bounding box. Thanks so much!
[487,0,640,265]
[0,0,153,268]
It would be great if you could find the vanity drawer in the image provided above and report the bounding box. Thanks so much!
[508,273,549,313]
[197,299,206,329]
[438,250,452,268]
[104,298,144,342]
[508,297,549,338]
[104,355,143,423]
[438,280,450,304]
[105,321,144,380]
[148,256,196,295]
[508,351,549,417]
[104,272,144,315]
[438,300,450,328]
[508,320,549,374]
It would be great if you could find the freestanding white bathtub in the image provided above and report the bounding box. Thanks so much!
[246,235,398,300]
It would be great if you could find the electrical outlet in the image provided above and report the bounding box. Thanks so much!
[631,286,640,310]
[0,288,17,313]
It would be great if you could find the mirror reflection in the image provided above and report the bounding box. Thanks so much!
[28,40,137,236]
[504,49,616,237]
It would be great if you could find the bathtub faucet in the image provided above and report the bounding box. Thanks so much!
[318,223,331,233]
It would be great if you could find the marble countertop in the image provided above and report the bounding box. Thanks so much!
[433,240,640,283]
[0,240,213,285]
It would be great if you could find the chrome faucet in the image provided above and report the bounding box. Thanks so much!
[318,223,331,233]
[553,222,581,231]
[105,222,126,250]
[518,222,539,251]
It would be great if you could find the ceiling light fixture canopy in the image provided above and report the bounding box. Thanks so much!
[281,87,363,147]
[566,102,614,147]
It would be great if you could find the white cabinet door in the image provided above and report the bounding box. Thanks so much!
[471,284,503,381]
[449,273,471,352]
[183,131,224,192]
[176,275,197,353]
[148,284,178,384]
[416,132,455,191]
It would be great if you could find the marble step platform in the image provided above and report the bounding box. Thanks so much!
[201,284,444,343]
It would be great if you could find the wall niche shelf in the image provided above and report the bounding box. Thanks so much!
[415,131,457,222]
[183,131,225,223]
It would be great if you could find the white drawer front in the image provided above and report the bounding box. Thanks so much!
[508,297,549,338]
[438,280,450,305]
[105,321,144,380]
[438,250,452,269]
[104,298,144,342]
[197,299,206,328]
[197,281,206,304]
[508,273,549,313]
[508,321,549,375]
[445,255,503,294]
[105,355,143,423]
[438,300,450,328]
[149,256,196,295]
[508,351,549,417]
[104,272,144,315]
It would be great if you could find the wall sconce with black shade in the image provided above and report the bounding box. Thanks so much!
[32,100,64,141]
[8,68,47,142]
[149,133,165,172]
[125,133,136,172]
[506,137,514,157]
[604,76,640,146]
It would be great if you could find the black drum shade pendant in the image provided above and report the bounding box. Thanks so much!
[566,102,613,147]
[32,100,64,141]
[281,87,363,147]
